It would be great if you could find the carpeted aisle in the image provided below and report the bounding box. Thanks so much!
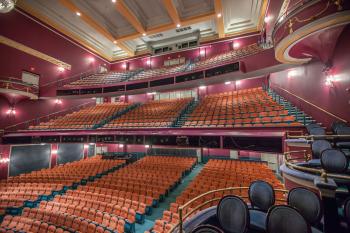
[135,163,204,233]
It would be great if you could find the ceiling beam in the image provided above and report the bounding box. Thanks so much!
[58,0,134,56]
[214,0,225,38]
[162,0,180,25]
[115,0,146,35]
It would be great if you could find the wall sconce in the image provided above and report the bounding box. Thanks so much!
[55,99,62,104]
[0,158,10,164]
[119,144,124,148]
[325,74,336,87]
[6,107,16,115]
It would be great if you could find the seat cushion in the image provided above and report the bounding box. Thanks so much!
[249,209,266,232]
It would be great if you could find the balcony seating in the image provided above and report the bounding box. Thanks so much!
[183,87,302,128]
[102,98,191,128]
[64,70,139,87]
[128,64,187,82]
[188,44,263,72]
[28,103,130,130]
[62,44,264,87]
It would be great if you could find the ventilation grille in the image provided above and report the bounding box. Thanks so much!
[149,33,163,39]
[176,26,192,33]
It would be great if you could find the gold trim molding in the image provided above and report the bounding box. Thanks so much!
[275,11,350,64]
[0,35,71,70]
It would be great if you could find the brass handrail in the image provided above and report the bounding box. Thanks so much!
[287,134,350,140]
[283,151,350,180]
[169,187,288,233]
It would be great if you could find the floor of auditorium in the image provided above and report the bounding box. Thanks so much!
[136,164,204,233]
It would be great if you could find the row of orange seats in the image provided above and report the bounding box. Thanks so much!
[76,186,154,208]
[103,98,191,128]
[88,156,196,201]
[183,87,301,128]
[0,156,126,233]
[29,103,130,130]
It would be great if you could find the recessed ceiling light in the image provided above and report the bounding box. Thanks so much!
[112,0,116,2]
[142,33,147,36]
[176,24,181,28]
[76,12,81,16]
[217,13,222,18]
[113,40,117,44]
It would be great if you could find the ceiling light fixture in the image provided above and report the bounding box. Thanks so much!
[112,0,116,3]
[142,33,147,36]
[113,40,117,44]
[217,13,222,18]
[176,24,181,28]
[0,0,16,14]
[76,11,81,16]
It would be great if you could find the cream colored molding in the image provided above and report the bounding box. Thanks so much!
[0,35,71,70]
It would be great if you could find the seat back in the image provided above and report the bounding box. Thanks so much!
[191,224,224,233]
[266,205,311,233]
[309,127,326,136]
[248,180,275,212]
[321,149,349,173]
[217,195,249,233]
[306,124,321,133]
[311,140,332,159]
[287,188,322,225]
[344,198,350,225]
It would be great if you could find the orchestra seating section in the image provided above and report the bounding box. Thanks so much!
[62,43,263,87]
[0,156,125,233]
[102,98,192,128]
[146,159,283,233]
[28,103,131,130]
[183,87,302,128]
[85,156,196,205]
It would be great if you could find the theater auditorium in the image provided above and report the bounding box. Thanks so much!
[0,0,349,232]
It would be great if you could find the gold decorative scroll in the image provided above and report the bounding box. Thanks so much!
[0,35,71,70]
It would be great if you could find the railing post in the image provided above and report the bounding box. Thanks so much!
[314,177,340,233]
[179,207,183,233]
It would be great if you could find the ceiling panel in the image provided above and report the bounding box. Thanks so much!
[222,0,263,34]
[175,0,214,19]
[123,0,172,29]
[74,0,137,37]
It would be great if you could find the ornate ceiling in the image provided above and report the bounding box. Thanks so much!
[17,0,268,61]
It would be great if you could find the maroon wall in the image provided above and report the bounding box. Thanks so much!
[0,10,108,97]
[270,26,350,128]
[0,96,93,130]
[0,145,10,179]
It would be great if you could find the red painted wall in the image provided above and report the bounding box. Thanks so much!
[0,10,108,97]
[269,26,350,128]
[0,96,93,130]
[0,145,10,180]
